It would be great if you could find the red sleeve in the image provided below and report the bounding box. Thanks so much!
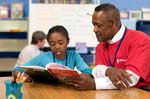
[125,35,150,80]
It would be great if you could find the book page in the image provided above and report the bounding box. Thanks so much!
[46,63,70,70]
[19,65,46,71]
[45,63,80,77]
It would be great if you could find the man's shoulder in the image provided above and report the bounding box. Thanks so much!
[20,45,34,54]
[22,45,35,51]
[126,28,150,43]
[127,29,148,38]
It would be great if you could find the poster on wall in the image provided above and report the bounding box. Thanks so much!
[129,10,142,20]
[0,3,9,19]
[120,11,129,19]
[11,2,23,19]
[142,8,150,20]
[76,42,88,54]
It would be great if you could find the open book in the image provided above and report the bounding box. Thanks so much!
[19,63,80,82]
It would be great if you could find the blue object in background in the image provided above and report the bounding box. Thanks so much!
[0,0,29,18]
[5,80,23,99]
[136,20,150,36]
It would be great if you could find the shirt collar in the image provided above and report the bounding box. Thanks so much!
[108,25,125,44]
[31,44,39,49]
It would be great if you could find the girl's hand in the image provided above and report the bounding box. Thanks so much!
[13,71,31,83]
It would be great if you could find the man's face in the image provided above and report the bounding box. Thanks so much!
[92,11,115,42]
[37,39,45,48]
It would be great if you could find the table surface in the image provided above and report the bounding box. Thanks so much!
[0,77,150,99]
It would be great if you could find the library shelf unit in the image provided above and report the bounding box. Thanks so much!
[0,18,28,72]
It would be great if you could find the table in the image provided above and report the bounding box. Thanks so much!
[0,77,150,99]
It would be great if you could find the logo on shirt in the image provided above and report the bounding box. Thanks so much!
[116,58,127,64]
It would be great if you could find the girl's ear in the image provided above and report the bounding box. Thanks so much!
[67,38,70,44]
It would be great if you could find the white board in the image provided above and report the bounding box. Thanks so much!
[29,4,98,47]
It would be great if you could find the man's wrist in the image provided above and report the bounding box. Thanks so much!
[105,67,111,76]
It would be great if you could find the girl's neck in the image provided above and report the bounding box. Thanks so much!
[55,53,66,60]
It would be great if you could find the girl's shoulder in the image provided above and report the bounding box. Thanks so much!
[66,50,80,58]
[39,51,53,57]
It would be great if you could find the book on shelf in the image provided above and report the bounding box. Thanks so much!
[11,2,23,19]
[0,3,9,19]
[19,63,80,82]
[129,10,142,20]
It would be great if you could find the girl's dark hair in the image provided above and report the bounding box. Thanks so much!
[47,25,70,43]
[31,31,46,44]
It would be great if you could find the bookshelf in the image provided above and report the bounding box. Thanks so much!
[0,0,29,72]
[0,19,28,71]
[33,0,100,4]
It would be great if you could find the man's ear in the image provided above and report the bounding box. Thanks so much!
[108,19,115,28]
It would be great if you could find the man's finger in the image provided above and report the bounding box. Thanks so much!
[122,72,132,84]
[121,78,130,88]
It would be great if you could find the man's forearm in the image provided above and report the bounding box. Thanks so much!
[92,66,140,89]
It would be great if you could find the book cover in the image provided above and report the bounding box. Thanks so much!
[11,2,23,19]
[19,63,79,81]
[46,63,80,77]
[0,3,9,19]
[19,65,54,82]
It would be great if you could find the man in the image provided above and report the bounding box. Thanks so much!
[15,31,46,66]
[63,3,150,91]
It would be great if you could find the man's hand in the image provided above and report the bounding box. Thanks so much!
[62,73,95,90]
[106,67,132,90]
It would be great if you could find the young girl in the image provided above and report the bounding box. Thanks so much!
[13,25,92,82]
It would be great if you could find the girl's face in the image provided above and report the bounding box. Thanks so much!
[48,32,68,59]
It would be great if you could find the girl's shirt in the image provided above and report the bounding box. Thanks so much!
[13,50,92,75]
